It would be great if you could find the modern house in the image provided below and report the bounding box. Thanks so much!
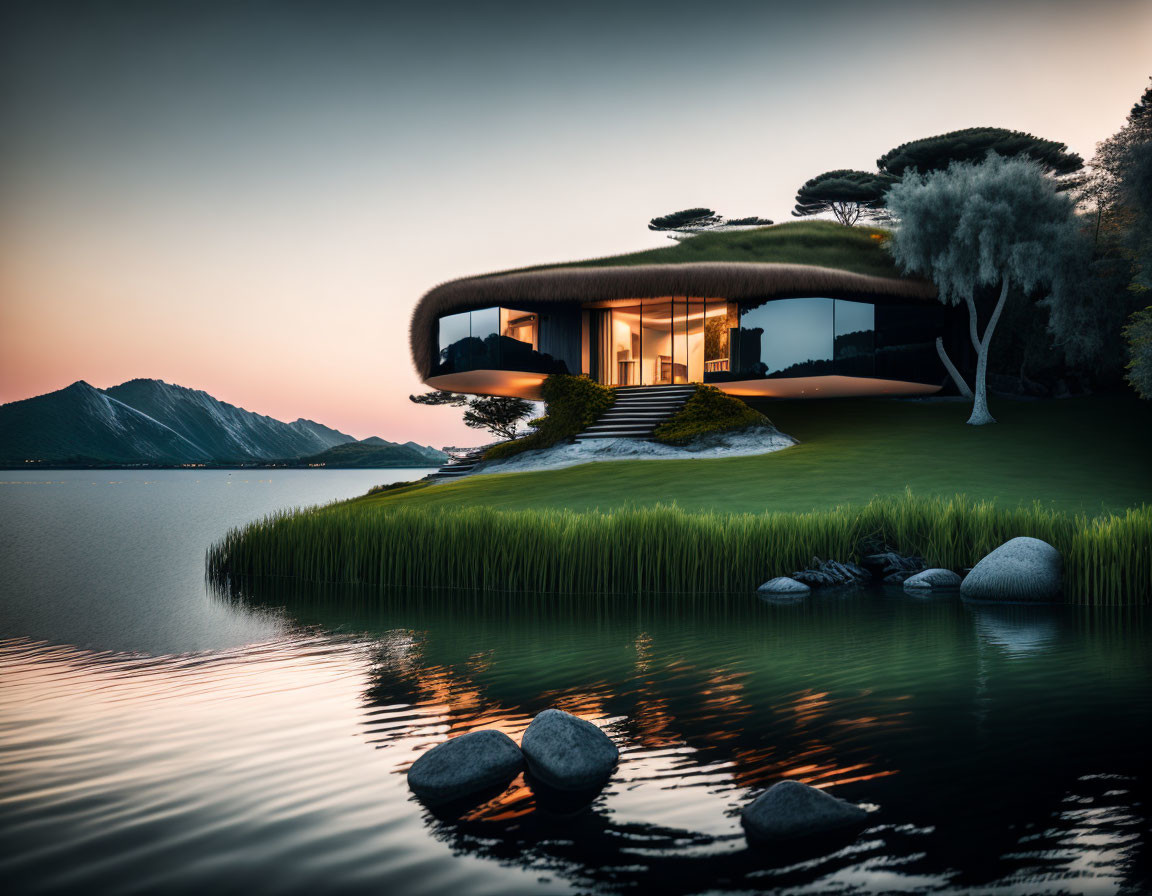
[411,223,960,402]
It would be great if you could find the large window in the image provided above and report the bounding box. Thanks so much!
[722,297,939,384]
[435,307,566,376]
[734,298,834,378]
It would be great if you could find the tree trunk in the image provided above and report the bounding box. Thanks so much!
[936,338,973,398]
[966,278,1010,426]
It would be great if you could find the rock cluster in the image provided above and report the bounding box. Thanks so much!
[791,557,871,587]
[861,550,926,584]
[407,709,619,807]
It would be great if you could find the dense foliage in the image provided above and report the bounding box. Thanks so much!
[877,126,1083,180]
[483,374,613,460]
[792,169,893,226]
[208,493,1152,606]
[653,386,769,444]
[886,154,1080,424]
[1124,307,1152,398]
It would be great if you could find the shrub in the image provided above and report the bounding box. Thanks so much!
[653,386,770,444]
[484,374,614,460]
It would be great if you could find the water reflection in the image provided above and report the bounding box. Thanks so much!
[213,580,1151,895]
[969,603,1060,657]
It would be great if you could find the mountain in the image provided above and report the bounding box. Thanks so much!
[102,379,357,462]
[0,381,212,465]
[291,439,445,468]
[0,379,446,467]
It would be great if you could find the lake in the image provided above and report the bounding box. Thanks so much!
[1,471,1149,895]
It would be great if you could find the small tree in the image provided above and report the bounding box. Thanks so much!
[409,390,532,441]
[461,396,534,441]
[649,208,721,232]
[409,390,468,407]
[878,127,1083,182]
[886,154,1080,425]
[792,169,893,225]
[648,208,772,235]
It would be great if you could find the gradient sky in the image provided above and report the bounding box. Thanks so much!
[1,0,1148,445]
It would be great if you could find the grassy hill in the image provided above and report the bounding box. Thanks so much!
[358,397,1152,515]
[488,221,907,281]
[293,440,444,468]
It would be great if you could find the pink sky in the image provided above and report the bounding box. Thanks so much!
[1,2,1148,447]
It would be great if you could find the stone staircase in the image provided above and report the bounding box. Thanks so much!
[574,384,695,442]
[430,446,488,480]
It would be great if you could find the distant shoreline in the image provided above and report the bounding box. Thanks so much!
[0,463,439,471]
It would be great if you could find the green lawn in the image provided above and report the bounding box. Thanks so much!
[365,397,1152,515]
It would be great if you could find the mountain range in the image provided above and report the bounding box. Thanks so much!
[0,379,446,468]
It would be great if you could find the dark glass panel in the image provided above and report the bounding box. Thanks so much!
[874,304,945,385]
[834,299,876,378]
[436,311,473,374]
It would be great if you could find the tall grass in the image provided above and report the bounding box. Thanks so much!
[207,493,1152,606]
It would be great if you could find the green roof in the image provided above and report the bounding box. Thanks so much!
[489,220,903,281]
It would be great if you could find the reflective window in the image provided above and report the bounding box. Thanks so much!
[469,307,500,370]
[437,311,473,374]
[736,298,834,378]
[834,299,875,378]
[435,307,570,376]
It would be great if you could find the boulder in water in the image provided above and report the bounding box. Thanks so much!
[521,709,618,791]
[960,537,1062,603]
[757,576,811,595]
[407,730,524,805]
[741,780,868,842]
[903,568,962,592]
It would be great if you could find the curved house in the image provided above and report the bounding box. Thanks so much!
[411,228,953,401]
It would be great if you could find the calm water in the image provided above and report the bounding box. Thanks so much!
[1,472,1150,895]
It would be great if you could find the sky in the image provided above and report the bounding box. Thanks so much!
[1,0,1148,446]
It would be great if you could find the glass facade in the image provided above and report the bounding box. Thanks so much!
[437,297,943,388]
[721,297,937,385]
[435,307,569,376]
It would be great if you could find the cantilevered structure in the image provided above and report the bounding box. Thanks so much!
[410,222,958,400]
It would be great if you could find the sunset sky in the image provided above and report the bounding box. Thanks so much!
[1,0,1148,446]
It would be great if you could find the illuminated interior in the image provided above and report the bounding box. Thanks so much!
[430,295,945,397]
[586,298,735,386]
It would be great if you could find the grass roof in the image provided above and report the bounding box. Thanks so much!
[488,220,905,280]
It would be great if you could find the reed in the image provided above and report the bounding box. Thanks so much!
[207,493,1152,605]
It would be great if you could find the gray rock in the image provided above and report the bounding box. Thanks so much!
[407,729,524,805]
[741,780,867,842]
[757,576,811,595]
[903,568,962,592]
[521,709,618,791]
[960,537,1062,603]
